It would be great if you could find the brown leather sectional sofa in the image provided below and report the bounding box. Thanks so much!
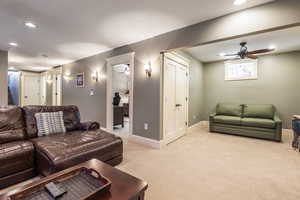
[0,105,123,189]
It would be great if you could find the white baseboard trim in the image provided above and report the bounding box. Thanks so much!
[129,134,163,149]
[188,121,208,133]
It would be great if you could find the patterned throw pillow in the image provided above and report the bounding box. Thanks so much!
[35,111,66,136]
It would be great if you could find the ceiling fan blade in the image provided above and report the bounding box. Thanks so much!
[246,54,258,59]
[247,49,274,54]
[224,53,238,57]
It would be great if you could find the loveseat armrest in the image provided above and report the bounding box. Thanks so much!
[273,114,282,142]
[274,114,282,124]
[79,121,100,131]
[209,113,217,120]
[209,113,216,132]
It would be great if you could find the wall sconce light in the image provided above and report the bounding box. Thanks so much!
[64,71,72,81]
[125,65,130,76]
[144,62,152,77]
[46,75,53,84]
[92,71,100,82]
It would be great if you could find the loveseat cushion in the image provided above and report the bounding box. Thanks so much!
[214,115,241,125]
[0,141,35,178]
[242,118,276,129]
[243,104,275,119]
[216,104,242,117]
[0,106,26,144]
[31,129,123,176]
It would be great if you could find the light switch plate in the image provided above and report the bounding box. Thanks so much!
[144,123,148,130]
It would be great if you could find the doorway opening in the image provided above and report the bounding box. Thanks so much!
[7,68,62,106]
[106,52,134,138]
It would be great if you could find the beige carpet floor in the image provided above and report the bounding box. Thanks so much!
[117,125,300,200]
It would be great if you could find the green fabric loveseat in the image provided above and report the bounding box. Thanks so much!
[209,104,282,142]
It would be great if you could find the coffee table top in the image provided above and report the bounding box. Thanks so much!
[0,159,148,200]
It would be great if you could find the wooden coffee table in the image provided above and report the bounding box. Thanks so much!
[0,159,148,200]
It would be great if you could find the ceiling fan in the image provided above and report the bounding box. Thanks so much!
[223,42,275,59]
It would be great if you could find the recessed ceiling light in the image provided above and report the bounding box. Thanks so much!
[25,22,37,28]
[234,0,247,6]
[268,45,276,50]
[219,53,226,57]
[9,42,18,47]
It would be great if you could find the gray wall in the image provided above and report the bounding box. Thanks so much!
[188,57,205,126]
[61,0,300,140]
[62,43,162,140]
[177,51,205,126]
[203,51,300,128]
[0,50,8,106]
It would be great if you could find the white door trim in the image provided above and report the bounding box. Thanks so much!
[162,52,190,144]
[106,52,135,136]
[52,67,63,106]
[40,72,47,105]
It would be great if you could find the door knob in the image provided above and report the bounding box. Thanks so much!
[175,104,182,107]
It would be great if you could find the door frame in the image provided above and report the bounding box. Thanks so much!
[162,52,190,144]
[20,71,41,106]
[40,72,47,105]
[52,67,63,106]
[106,52,135,136]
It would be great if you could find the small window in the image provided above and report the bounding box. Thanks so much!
[225,59,258,81]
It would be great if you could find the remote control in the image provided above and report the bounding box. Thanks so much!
[45,182,67,199]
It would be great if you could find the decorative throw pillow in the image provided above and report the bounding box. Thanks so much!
[35,111,66,136]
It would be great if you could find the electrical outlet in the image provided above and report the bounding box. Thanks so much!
[144,123,148,130]
[90,89,95,96]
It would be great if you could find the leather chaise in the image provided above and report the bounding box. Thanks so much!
[23,105,123,176]
[31,130,123,176]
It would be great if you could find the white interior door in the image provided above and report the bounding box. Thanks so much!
[175,64,188,138]
[22,73,41,106]
[164,57,188,144]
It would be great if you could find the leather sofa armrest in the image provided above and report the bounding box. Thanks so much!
[79,121,100,131]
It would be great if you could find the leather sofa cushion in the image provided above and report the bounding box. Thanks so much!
[31,129,123,175]
[214,115,241,125]
[216,104,242,117]
[0,141,34,178]
[242,118,276,129]
[0,106,26,144]
[243,104,275,119]
[23,105,81,138]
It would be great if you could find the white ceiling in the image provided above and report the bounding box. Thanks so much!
[186,26,300,63]
[0,0,274,71]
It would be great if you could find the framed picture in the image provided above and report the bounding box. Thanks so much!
[225,59,258,81]
[76,72,85,87]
